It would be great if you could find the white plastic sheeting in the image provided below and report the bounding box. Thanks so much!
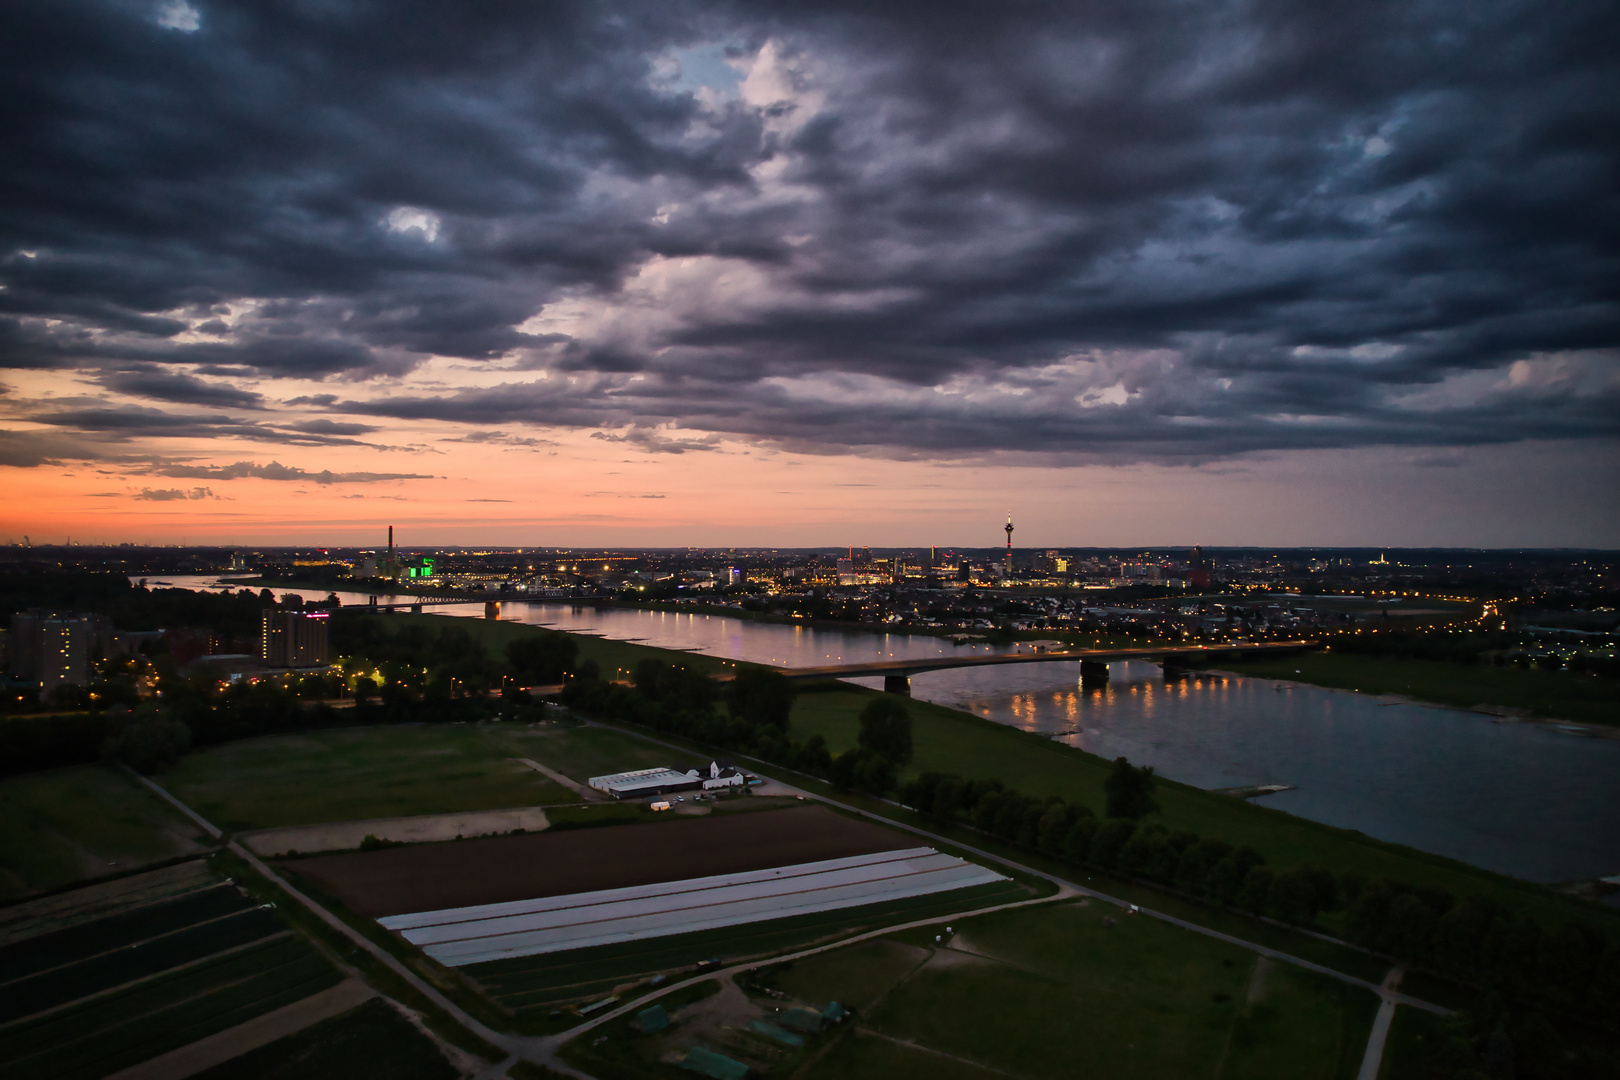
[380,846,1007,967]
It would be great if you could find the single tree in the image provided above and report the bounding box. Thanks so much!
[857,697,913,766]
[726,669,796,730]
[1103,756,1158,819]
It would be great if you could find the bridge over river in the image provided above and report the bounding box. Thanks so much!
[772,640,1319,694]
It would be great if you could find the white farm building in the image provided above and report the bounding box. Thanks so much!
[588,761,749,799]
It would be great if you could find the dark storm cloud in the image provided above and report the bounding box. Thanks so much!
[95,366,265,409]
[1,0,1615,461]
[21,403,379,448]
[145,461,433,484]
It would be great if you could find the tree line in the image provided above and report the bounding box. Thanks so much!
[898,762,1617,1033]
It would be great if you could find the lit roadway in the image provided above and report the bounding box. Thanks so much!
[771,640,1320,682]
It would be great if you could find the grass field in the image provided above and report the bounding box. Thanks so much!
[482,721,692,782]
[157,720,719,832]
[190,998,457,1080]
[786,686,1620,935]
[0,764,213,903]
[785,900,1378,1080]
[1223,652,1620,727]
[157,725,576,830]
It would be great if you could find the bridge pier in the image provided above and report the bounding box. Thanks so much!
[485,600,501,620]
[410,602,422,614]
[1080,660,1110,687]
[883,674,912,696]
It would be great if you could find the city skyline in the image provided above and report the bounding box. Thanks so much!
[2,2,1617,547]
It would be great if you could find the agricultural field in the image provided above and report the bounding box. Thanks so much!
[287,804,911,918]
[786,686,1620,935]
[0,861,342,1080]
[189,998,458,1080]
[475,880,1027,1014]
[388,847,1007,966]
[280,804,1030,1016]
[0,763,214,903]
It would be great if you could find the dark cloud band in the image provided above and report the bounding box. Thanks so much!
[0,0,1614,462]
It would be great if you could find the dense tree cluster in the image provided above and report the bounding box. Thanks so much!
[0,569,271,639]
[0,620,581,775]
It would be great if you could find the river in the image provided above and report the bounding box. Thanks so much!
[155,576,1620,885]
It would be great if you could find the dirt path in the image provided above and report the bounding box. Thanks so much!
[241,806,552,857]
[514,758,602,799]
[103,977,376,1080]
[854,1028,1023,1078]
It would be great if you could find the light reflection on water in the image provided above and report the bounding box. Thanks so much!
[850,660,1620,884]
[158,577,1620,883]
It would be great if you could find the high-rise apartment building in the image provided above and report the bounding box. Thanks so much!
[9,611,99,695]
[259,610,331,668]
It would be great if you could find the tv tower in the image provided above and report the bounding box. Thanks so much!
[1004,513,1014,580]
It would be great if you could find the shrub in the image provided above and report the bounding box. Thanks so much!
[100,710,191,773]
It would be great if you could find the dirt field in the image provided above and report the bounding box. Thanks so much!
[240,807,552,857]
[287,805,910,917]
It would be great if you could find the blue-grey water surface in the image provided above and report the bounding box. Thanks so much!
[164,578,1620,883]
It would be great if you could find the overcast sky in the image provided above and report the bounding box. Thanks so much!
[2,0,1616,547]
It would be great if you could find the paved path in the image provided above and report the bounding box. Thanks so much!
[124,766,222,839]
[1356,966,1408,1080]
[105,978,375,1080]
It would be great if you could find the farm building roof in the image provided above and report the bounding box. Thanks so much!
[777,1006,826,1033]
[749,1020,804,1047]
[634,1004,669,1033]
[679,1047,753,1080]
[587,766,702,798]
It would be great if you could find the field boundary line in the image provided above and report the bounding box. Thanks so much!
[854,1027,1026,1079]
[0,931,293,1034]
[0,903,273,990]
[581,718,1455,1016]
[102,977,375,1080]
[122,767,224,840]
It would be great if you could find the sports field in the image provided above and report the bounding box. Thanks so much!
[0,764,214,903]
[288,804,911,917]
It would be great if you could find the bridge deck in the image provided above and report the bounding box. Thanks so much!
[773,640,1315,680]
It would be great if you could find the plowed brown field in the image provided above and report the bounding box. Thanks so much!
[286,805,909,917]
